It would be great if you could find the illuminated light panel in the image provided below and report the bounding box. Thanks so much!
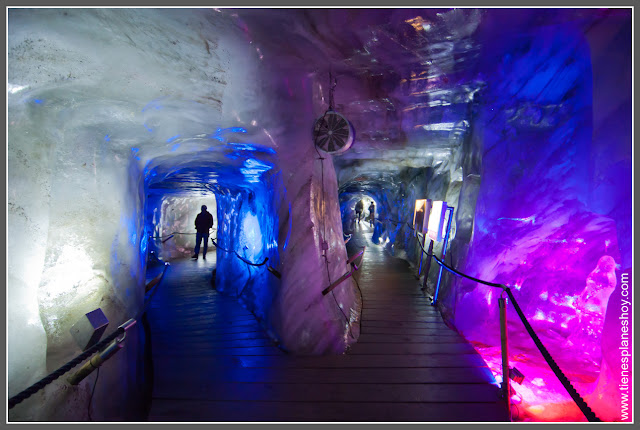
[427,201,448,242]
[413,199,428,234]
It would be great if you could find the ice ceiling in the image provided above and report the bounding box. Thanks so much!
[8,7,631,422]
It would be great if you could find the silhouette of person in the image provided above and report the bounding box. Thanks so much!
[368,201,376,227]
[355,200,364,223]
[192,205,214,259]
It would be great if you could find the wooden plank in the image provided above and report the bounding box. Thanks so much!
[360,320,448,328]
[152,381,502,403]
[152,353,492,370]
[359,326,460,336]
[152,365,496,385]
[356,333,465,343]
[150,318,264,330]
[148,400,508,422]
[152,330,269,342]
[157,346,286,356]
[150,325,267,336]
[152,337,276,350]
[360,314,444,322]
[348,343,476,355]
[230,353,490,369]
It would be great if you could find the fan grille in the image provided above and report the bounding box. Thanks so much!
[313,111,355,154]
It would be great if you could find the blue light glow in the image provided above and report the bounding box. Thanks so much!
[209,127,248,141]
[167,135,180,143]
[171,143,180,151]
[33,99,43,104]
[141,96,168,112]
[140,233,148,254]
[143,123,153,132]
[241,213,263,258]
[283,201,292,251]
[240,158,274,183]
[497,215,536,224]
[104,135,110,142]
[131,148,139,153]
[229,142,276,154]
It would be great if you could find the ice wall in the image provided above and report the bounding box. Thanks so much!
[264,71,361,354]
[7,8,271,420]
[440,11,632,421]
[8,8,362,421]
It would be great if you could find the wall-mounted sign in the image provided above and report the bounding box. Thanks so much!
[413,199,429,234]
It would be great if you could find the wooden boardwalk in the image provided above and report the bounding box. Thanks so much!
[145,226,507,422]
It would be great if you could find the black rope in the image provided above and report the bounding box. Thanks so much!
[210,238,268,267]
[236,255,269,267]
[417,239,505,290]
[505,288,601,422]
[8,326,126,409]
[415,236,600,421]
[150,231,197,239]
[142,263,169,313]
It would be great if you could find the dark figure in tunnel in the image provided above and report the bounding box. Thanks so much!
[192,205,214,259]
[368,201,376,228]
[355,199,364,223]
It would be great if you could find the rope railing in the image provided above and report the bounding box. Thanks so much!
[210,237,279,276]
[9,250,171,411]
[151,229,218,244]
[8,319,137,410]
[143,252,170,308]
[415,236,601,422]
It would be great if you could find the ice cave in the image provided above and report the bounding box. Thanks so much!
[7,7,632,423]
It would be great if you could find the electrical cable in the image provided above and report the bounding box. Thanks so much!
[87,367,100,421]
[313,72,356,340]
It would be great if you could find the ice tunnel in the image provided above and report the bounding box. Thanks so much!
[7,7,632,423]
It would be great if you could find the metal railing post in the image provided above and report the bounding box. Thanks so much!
[416,233,425,279]
[422,239,434,291]
[432,206,454,306]
[499,297,512,421]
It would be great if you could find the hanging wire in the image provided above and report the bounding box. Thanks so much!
[311,71,356,340]
[87,367,100,421]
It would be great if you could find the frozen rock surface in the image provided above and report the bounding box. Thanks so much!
[8,7,631,422]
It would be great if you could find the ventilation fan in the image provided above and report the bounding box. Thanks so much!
[312,110,355,155]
